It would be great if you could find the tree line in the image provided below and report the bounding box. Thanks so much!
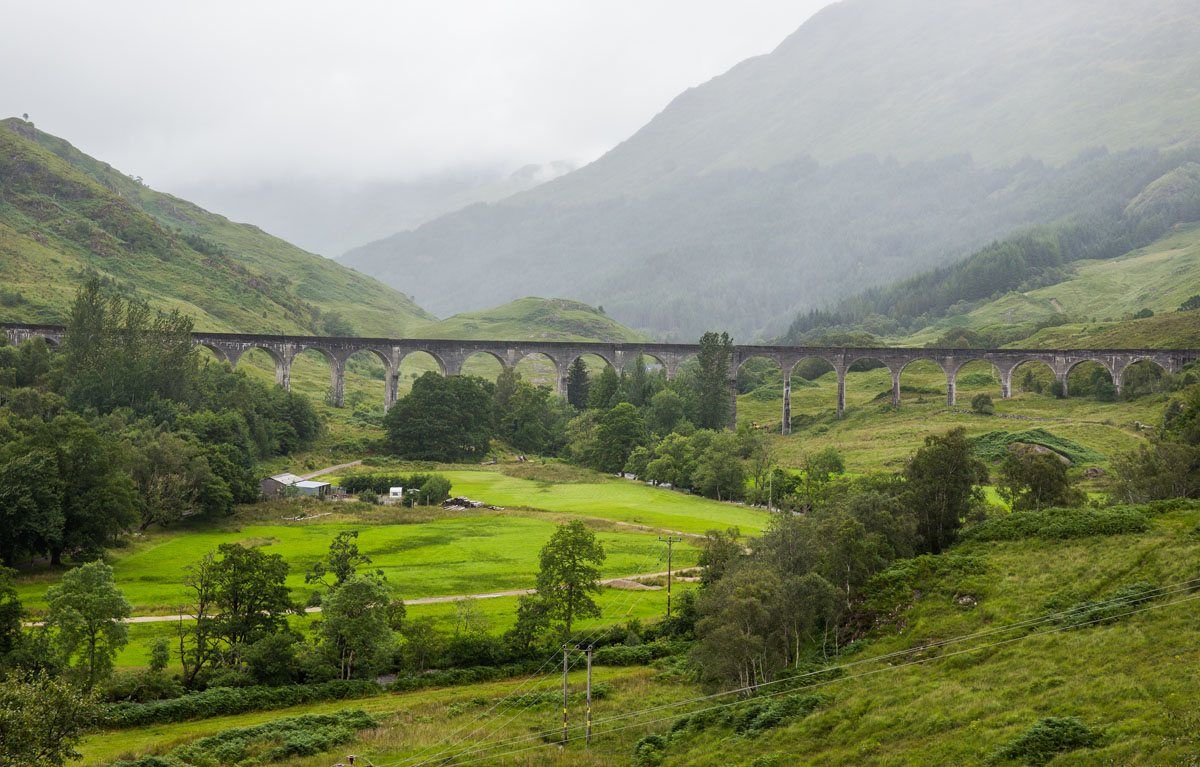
[0,280,320,566]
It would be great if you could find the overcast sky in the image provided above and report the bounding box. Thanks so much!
[2,1,831,190]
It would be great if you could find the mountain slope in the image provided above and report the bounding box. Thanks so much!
[342,0,1200,339]
[0,118,434,335]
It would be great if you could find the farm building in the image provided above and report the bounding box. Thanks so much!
[260,473,303,499]
[261,472,335,499]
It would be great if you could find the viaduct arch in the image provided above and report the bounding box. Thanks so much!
[5,323,1196,430]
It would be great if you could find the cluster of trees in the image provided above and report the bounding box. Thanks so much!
[0,281,319,566]
[382,333,742,490]
[383,368,574,461]
[689,429,989,689]
[1112,389,1200,502]
[338,473,452,506]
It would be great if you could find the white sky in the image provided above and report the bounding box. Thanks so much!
[1,1,831,188]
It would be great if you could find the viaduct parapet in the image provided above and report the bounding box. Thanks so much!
[6,323,1196,432]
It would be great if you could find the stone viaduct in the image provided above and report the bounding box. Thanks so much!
[5,323,1197,433]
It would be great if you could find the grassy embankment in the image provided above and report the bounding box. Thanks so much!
[81,503,1200,765]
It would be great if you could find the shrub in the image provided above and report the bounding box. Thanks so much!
[963,506,1148,542]
[593,640,689,666]
[970,393,995,415]
[1179,294,1200,312]
[109,709,378,766]
[633,733,668,767]
[996,717,1101,765]
[98,680,381,728]
[972,429,1102,464]
[387,661,544,692]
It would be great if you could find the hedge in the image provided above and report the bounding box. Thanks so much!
[99,680,382,728]
[963,506,1149,542]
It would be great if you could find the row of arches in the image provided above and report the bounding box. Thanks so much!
[195,344,678,411]
[735,354,1174,433]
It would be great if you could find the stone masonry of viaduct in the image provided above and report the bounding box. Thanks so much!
[6,323,1198,433]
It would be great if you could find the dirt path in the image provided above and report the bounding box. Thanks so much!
[298,460,362,480]
[49,570,681,627]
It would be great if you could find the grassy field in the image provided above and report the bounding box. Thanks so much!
[15,505,703,616]
[738,359,1162,474]
[87,503,1200,765]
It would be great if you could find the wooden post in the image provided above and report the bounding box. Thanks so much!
[585,644,593,747]
[561,644,570,747]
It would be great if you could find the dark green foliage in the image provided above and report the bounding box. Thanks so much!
[998,449,1085,511]
[98,680,381,727]
[493,372,571,455]
[0,673,96,767]
[0,568,23,660]
[566,356,590,409]
[588,402,646,473]
[995,716,1101,765]
[383,372,494,461]
[108,709,378,766]
[588,365,622,410]
[305,530,374,588]
[59,280,198,414]
[592,640,687,666]
[1048,582,1158,629]
[903,428,988,554]
[387,661,545,692]
[964,506,1149,542]
[694,332,733,429]
[972,429,1102,465]
[177,543,296,685]
[1110,439,1200,503]
[338,472,452,505]
[633,733,669,767]
[536,520,605,636]
[1133,307,1155,319]
[1179,294,1200,312]
[664,692,823,744]
[970,392,995,415]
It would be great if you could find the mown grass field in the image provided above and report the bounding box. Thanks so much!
[87,504,1200,766]
[15,501,710,616]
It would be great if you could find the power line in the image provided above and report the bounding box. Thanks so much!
[444,590,1200,766]
[379,546,670,767]
[427,579,1200,765]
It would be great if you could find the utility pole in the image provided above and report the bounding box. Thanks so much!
[561,644,570,748]
[658,536,683,618]
[584,644,594,747]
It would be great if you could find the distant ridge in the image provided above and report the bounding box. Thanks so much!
[343,0,1200,340]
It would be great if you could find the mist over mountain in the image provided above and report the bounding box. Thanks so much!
[342,0,1200,340]
[173,161,575,259]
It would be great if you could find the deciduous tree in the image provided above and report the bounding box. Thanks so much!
[535,521,605,637]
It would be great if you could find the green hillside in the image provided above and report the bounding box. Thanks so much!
[412,297,644,342]
[0,118,434,335]
[905,223,1200,347]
